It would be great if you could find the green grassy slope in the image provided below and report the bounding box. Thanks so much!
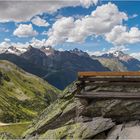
[0,60,60,123]
[0,122,31,138]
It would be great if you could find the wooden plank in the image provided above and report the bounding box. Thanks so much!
[78,77,140,82]
[84,82,140,86]
[75,92,140,99]
[78,71,140,77]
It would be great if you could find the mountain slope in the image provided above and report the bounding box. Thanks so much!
[0,46,109,90]
[21,47,109,89]
[93,58,127,71]
[0,60,60,123]
[93,51,140,71]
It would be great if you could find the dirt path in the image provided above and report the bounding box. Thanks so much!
[0,122,9,126]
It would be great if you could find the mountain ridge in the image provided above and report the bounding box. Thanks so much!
[0,46,109,89]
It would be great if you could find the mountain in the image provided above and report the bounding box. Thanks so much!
[93,51,140,71]
[0,60,60,123]
[0,46,27,55]
[0,46,109,90]
[21,47,109,89]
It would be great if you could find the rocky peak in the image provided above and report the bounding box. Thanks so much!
[40,46,55,56]
[70,48,89,57]
[99,51,133,62]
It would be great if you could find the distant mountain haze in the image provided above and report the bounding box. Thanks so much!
[93,50,140,71]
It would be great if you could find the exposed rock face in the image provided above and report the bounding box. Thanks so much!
[23,82,140,139]
[39,117,114,139]
[107,121,140,139]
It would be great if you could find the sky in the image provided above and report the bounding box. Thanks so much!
[0,0,140,59]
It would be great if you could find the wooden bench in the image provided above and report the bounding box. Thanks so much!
[76,72,140,99]
[75,91,140,99]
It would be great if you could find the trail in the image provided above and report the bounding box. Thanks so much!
[0,122,9,126]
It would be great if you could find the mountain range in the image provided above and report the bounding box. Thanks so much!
[0,45,140,89]
[0,46,109,89]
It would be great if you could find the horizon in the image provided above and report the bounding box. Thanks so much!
[0,0,140,59]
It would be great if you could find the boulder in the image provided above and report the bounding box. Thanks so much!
[107,120,140,139]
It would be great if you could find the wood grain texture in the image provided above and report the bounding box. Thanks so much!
[78,71,140,77]
[75,92,140,99]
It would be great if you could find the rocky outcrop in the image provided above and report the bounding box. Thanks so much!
[107,121,140,139]
[23,82,140,139]
[39,117,114,139]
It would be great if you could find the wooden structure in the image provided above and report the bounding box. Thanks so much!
[75,71,140,99]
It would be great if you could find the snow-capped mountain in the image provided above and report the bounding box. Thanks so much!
[99,51,133,62]
[93,50,140,71]
[69,48,89,57]
[40,46,55,56]
[0,45,55,56]
[0,46,27,55]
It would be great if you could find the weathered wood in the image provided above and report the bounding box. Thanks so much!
[78,71,140,77]
[75,92,140,99]
[78,77,140,82]
[84,82,140,86]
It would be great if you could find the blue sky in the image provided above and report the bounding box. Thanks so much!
[0,0,140,58]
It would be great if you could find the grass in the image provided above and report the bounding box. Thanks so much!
[0,60,61,123]
[0,122,31,137]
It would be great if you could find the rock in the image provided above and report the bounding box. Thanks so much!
[23,83,77,138]
[107,120,140,139]
[39,117,115,139]
[23,82,140,139]
[81,98,140,122]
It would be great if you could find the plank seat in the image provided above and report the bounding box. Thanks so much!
[78,71,140,78]
[75,91,140,99]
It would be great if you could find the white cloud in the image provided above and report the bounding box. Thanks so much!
[86,50,105,56]
[31,16,49,27]
[46,17,75,46]
[0,0,98,22]
[130,52,140,60]
[86,46,129,56]
[129,14,138,19]
[105,25,140,46]
[0,40,29,49]
[108,46,129,53]
[30,38,47,48]
[13,24,38,38]
[0,41,10,48]
[42,31,48,35]
[80,0,98,8]
[4,38,11,42]
[46,3,128,46]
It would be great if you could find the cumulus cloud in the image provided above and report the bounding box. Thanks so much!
[13,24,38,38]
[30,38,47,48]
[130,52,140,60]
[31,16,49,27]
[46,3,128,46]
[0,40,29,48]
[80,0,98,8]
[86,50,105,56]
[0,0,98,22]
[105,25,140,46]
[86,46,129,56]
[0,41,10,48]
[46,17,75,46]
